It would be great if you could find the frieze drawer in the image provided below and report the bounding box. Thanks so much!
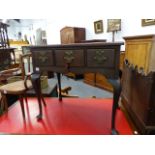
[55,49,84,67]
[33,50,54,67]
[86,49,115,68]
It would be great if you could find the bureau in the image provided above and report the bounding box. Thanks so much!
[29,42,124,134]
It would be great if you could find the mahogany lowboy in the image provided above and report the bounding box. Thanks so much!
[29,42,124,134]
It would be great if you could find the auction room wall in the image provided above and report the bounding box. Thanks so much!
[9,18,155,50]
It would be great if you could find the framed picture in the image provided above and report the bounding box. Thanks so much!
[94,20,103,34]
[107,19,121,32]
[142,19,155,26]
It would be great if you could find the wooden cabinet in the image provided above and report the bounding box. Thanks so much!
[123,34,155,75]
[95,73,113,91]
[84,52,125,92]
[0,49,11,71]
[122,34,155,134]
[0,48,15,71]
[83,73,96,86]
[122,65,155,134]
[84,73,113,91]
[60,26,85,44]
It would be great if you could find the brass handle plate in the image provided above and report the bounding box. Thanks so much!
[94,50,107,64]
[38,53,48,63]
[63,51,75,64]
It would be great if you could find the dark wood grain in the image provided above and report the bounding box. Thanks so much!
[122,64,155,134]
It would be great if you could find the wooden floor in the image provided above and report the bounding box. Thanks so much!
[0,98,132,135]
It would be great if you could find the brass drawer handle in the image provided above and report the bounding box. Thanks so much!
[94,50,107,64]
[38,53,48,63]
[64,51,75,63]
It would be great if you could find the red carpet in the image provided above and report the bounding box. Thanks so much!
[0,98,132,135]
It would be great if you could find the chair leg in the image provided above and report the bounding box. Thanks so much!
[24,92,28,104]
[19,95,25,119]
[31,73,44,120]
[3,94,8,111]
[36,95,42,120]
[0,95,4,114]
[32,80,43,120]
[41,95,46,107]
[1,93,8,112]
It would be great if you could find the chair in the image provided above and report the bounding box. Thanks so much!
[0,53,46,120]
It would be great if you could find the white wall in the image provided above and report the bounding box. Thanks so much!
[85,19,155,50]
[44,18,155,51]
[45,19,90,44]
[45,19,155,43]
[20,19,48,45]
[7,18,155,50]
[7,19,47,44]
[7,20,22,40]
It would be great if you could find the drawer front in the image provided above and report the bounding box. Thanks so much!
[86,49,115,67]
[33,50,54,67]
[55,49,84,67]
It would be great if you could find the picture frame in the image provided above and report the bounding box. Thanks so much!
[142,19,155,26]
[94,20,103,34]
[107,19,121,32]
